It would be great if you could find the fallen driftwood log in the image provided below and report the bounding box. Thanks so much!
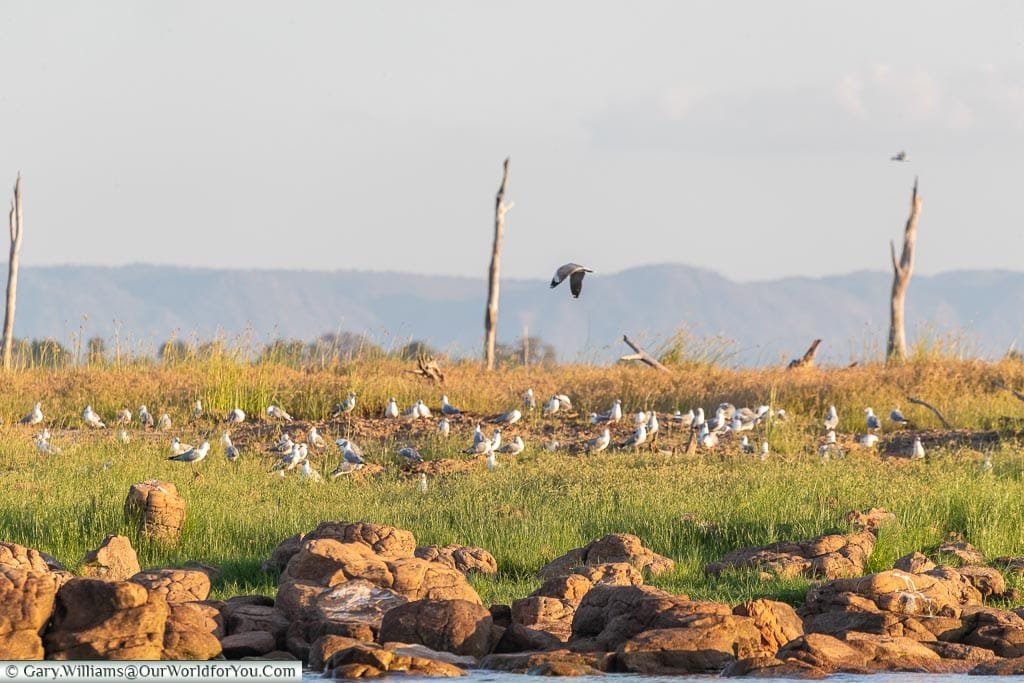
[619,335,670,372]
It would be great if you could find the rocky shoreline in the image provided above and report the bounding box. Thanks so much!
[2,488,1024,678]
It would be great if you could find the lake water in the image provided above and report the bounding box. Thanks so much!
[303,673,980,682]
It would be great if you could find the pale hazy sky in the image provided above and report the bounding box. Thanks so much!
[1,2,1023,282]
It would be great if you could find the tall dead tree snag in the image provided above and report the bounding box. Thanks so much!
[2,174,24,371]
[887,177,922,364]
[483,158,512,371]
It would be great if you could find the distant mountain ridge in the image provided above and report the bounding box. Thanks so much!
[7,263,1024,366]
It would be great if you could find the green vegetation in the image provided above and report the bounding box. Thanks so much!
[1,356,1023,608]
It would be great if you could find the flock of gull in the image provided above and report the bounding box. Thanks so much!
[17,384,946,488]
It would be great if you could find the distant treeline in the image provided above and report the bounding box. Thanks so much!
[4,331,558,370]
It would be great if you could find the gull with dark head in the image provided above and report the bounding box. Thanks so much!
[550,263,593,298]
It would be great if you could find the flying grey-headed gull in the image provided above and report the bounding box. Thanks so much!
[824,405,839,431]
[497,435,524,456]
[864,407,881,432]
[418,473,428,492]
[170,437,193,456]
[116,408,132,425]
[267,405,293,422]
[398,446,424,464]
[157,413,172,431]
[523,388,536,411]
[308,427,327,449]
[586,428,611,454]
[333,392,357,418]
[911,437,925,460]
[550,263,593,298]
[384,398,399,419]
[21,402,43,426]
[222,431,239,461]
[82,405,105,429]
[139,405,155,429]
[168,441,210,475]
[891,150,908,162]
[441,395,461,416]
[226,407,245,424]
[488,409,522,426]
[890,408,910,427]
[438,417,451,437]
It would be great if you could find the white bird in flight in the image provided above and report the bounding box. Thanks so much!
[82,405,105,429]
[550,263,593,298]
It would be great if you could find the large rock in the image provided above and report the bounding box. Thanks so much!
[512,563,642,642]
[415,545,498,576]
[124,480,186,542]
[935,534,985,566]
[324,642,465,678]
[224,600,287,644]
[960,606,1024,658]
[79,535,140,581]
[721,656,828,678]
[707,531,875,580]
[971,657,1024,676]
[44,578,169,659]
[130,568,211,603]
[0,566,59,660]
[162,601,222,660]
[957,566,1007,599]
[616,617,768,674]
[733,599,804,653]
[801,567,982,622]
[221,631,277,658]
[538,534,674,580]
[0,542,59,574]
[841,631,971,673]
[479,649,613,674]
[569,584,731,651]
[378,599,493,659]
[309,635,366,672]
[894,551,937,574]
[265,522,418,575]
[844,507,895,533]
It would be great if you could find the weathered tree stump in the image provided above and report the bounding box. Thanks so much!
[124,480,186,542]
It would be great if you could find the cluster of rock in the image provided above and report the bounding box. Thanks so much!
[5,503,1024,678]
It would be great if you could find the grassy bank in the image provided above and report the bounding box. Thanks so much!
[1,357,1023,607]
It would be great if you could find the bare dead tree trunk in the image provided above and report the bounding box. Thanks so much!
[2,174,24,371]
[483,158,512,371]
[620,334,671,372]
[887,177,922,364]
[787,339,822,369]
